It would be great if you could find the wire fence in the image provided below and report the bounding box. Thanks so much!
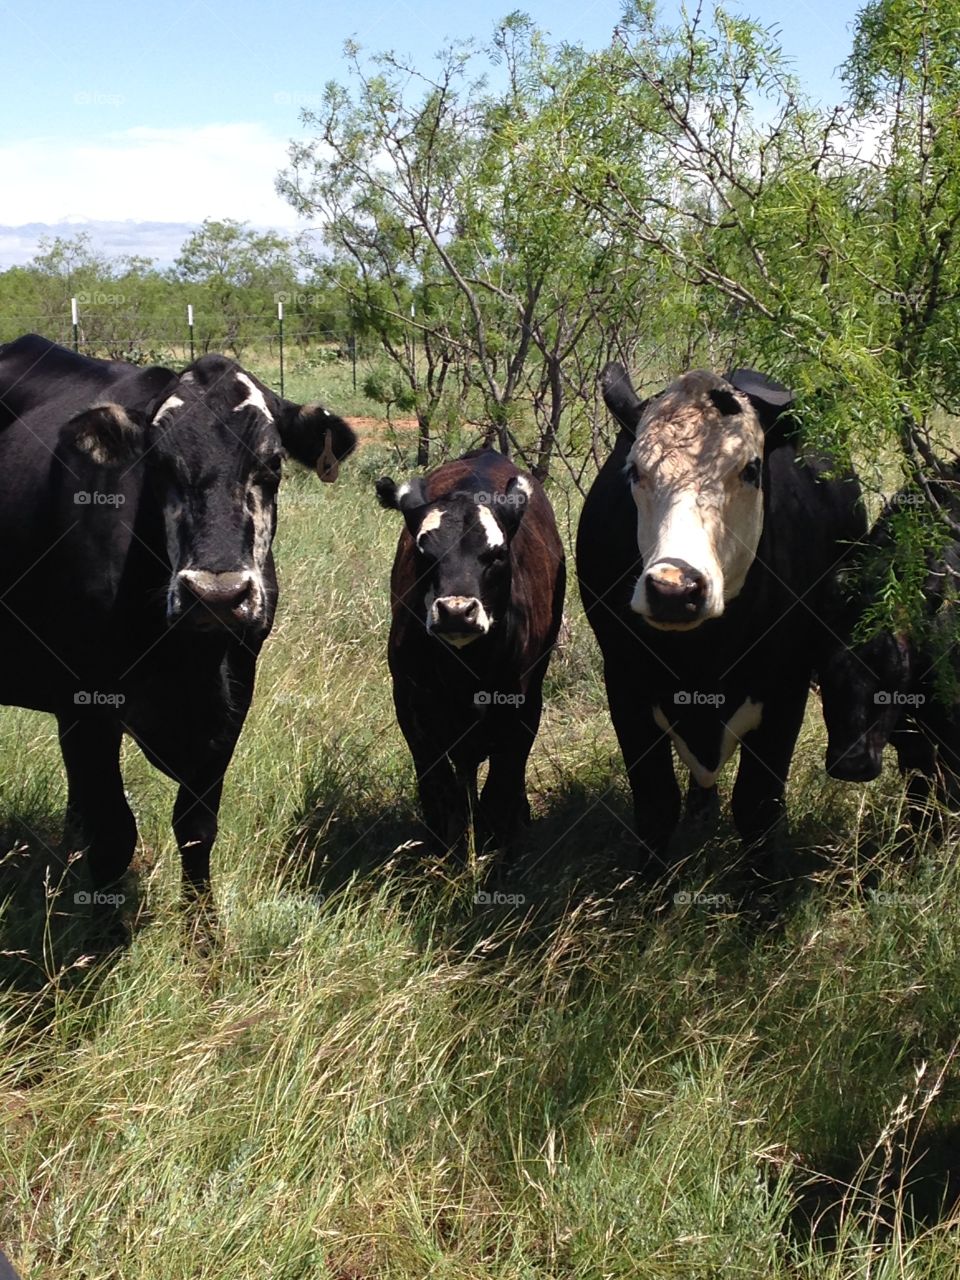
[2,299,370,400]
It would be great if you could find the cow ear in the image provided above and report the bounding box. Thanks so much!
[601,362,647,437]
[497,474,532,536]
[278,402,357,482]
[375,476,427,513]
[62,403,146,466]
[726,368,796,444]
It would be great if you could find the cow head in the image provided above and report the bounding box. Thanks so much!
[601,363,794,630]
[375,473,532,646]
[819,629,912,781]
[63,355,355,633]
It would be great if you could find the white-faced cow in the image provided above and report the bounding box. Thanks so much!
[577,364,865,874]
[376,449,565,853]
[820,478,960,819]
[0,334,355,900]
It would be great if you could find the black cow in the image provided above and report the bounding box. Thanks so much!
[0,1250,21,1280]
[376,449,565,852]
[0,333,355,899]
[820,479,960,817]
[577,364,865,872]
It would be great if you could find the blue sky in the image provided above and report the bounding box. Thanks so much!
[0,0,864,247]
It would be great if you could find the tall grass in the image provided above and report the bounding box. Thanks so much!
[1,444,960,1278]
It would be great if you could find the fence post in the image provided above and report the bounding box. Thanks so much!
[71,297,79,352]
[349,330,357,392]
[278,300,284,399]
[187,303,195,363]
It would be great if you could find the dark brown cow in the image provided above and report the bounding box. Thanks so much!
[376,448,565,853]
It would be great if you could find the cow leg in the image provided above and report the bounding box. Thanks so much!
[410,745,470,851]
[730,686,808,861]
[480,719,536,849]
[172,769,226,900]
[58,714,136,889]
[605,676,681,867]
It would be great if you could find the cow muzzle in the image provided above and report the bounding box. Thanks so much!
[826,739,883,783]
[172,568,262,630]
[428,595,491,647]
[636,561,708,628]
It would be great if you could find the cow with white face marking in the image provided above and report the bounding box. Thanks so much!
[376,449,565,852]
[0,334,355,902]
[577,363,865,873]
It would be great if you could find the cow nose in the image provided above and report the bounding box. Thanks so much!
[826,742,883,783]
[644,563,706,622]
[435,596,481,628]
[177,569,253,620]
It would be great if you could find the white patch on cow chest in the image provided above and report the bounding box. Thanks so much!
[234,372,274,422]
[153,394,184,423]
[652,697,764,788]
[477,505,505,549]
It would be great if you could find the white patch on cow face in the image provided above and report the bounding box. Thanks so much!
[477,505,505,549]
[239,484,272,621]
[427,594,493,645]
[653,697,764,787]
[416,507,444,549]
[234,372,274,422]
[627,372,764,628]
[153,394,184,423]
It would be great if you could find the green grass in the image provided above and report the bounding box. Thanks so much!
[2,443,960,1279]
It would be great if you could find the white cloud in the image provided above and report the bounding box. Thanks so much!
[0,123,302,226]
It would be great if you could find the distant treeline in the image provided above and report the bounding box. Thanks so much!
[0,221,354,362]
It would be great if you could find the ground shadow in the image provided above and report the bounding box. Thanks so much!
[0,803,149,1021]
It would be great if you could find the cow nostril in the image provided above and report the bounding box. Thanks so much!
[647,569,705,599]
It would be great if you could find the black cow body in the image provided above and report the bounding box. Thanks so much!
[377,449,565,852]
[577,366,865,871]
[820,479,960,817]
[0,334,355,897]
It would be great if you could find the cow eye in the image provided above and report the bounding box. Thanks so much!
[625,461,639,485]
[481,545,508,566]
[741,458,761,487]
